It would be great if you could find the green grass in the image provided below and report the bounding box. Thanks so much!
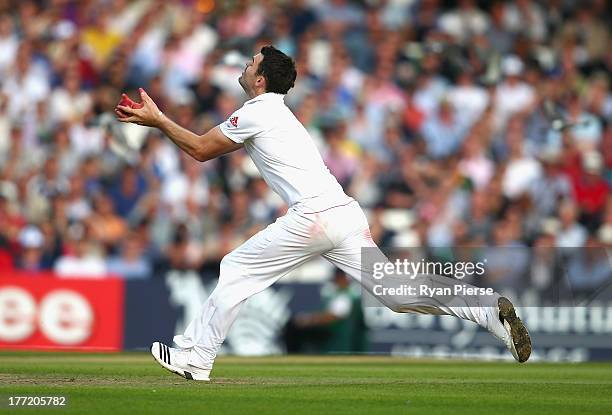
[0,352,611,414]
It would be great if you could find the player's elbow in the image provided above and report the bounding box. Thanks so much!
[191,151,205,162]
[193,152,212,163]
[192,145,211,162]
[190,153,205,162]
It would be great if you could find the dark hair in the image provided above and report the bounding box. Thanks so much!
[257,45,297,94]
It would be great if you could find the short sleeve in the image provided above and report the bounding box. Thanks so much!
[218,105,262,144]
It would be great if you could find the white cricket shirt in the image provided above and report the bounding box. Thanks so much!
[219,93,353,213]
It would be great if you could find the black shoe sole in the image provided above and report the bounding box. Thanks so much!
[498,297,532,363]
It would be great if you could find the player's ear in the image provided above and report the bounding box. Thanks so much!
[255,75,265,89]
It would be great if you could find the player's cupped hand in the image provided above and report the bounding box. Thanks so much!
[115,88,163,128]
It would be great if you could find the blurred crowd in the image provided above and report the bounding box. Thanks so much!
[0,0,610,288]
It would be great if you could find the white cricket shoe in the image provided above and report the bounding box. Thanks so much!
[150,342,211,381]
[490,297,532,363]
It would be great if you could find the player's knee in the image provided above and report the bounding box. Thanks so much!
[219,252,241,270]
[219,254,233,269]
[219,253,246,282]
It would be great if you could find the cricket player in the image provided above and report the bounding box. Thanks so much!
[115,45,531,381]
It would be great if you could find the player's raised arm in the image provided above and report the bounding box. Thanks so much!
[115,88,243,162]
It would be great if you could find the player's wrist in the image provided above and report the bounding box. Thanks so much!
[153,110,166,129]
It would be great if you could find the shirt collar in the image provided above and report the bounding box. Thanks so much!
[246,92,285,104]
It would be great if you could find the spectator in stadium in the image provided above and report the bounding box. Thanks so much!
[529,150,572,218]
[556,199,588,248]
[571,151,609,230]
[421,99,470,159]
[106,233,152,279]
[15,225,45,271]
[54,223,107,278]
[288,269,367,354]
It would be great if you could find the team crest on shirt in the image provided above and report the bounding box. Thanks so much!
[229,116,239,127]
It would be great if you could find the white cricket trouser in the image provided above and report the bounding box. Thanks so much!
[173,200,500,370]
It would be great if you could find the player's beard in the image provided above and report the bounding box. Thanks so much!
[238,74,255,98]
[238,74,248,92]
